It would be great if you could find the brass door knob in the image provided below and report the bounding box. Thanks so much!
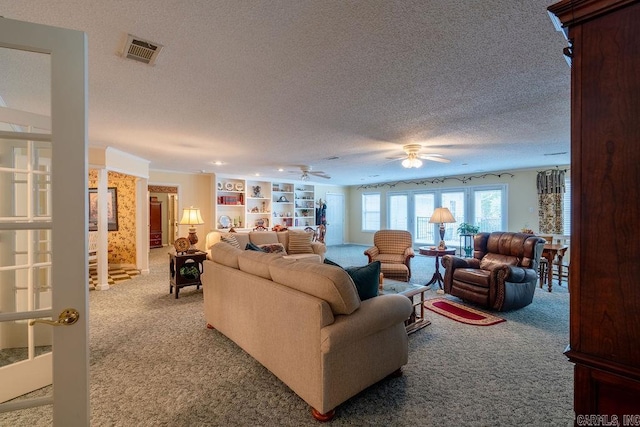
[29,308,80,327]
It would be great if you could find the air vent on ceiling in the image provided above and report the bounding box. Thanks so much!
[122,34,163,65]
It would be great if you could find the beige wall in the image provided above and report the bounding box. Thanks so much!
[149,171,213,251]
[347,167,564,246]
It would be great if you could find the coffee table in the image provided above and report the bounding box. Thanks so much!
[380,280,431,334]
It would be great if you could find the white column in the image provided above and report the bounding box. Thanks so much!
[136,178,150,274]
[95,168,109,290]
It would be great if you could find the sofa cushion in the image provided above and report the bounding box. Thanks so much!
[249,231,279,246]
[287,230,314,254]
[238,250,283,280]
[345,261,381,301]
[259,243,287,254]
[480,253,519,271]
[209,242,242,269]
[220,233,241,249]
[269,258,360,315]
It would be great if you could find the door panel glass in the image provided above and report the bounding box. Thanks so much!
[474,189,503,232]
[414,193,435,244]
[442,192,465,247]
[388,194,408,230]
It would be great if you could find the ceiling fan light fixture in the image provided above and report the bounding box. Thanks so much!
[402,156,423,168]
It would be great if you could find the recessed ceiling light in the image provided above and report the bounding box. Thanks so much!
[211,161,225,166]
[277,168,284,172]
[255,173,260,176]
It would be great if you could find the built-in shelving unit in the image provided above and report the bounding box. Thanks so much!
[214,177,316,230]
[294,184,315,227]
[271,182,295,228]
[245,179,272,229]
[216,178,245,228]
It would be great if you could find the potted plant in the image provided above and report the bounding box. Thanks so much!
[457,223,479,257]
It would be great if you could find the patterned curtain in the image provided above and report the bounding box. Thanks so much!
[537,170,565,234]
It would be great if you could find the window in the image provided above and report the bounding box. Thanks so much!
[380,185,508,247]
[362,193,381,231]
[414,192,435,243]
[472,187,505,232]
[442,191,465,246]
[388,193,408,230]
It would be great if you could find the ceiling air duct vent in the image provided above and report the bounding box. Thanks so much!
[121,34,163,65]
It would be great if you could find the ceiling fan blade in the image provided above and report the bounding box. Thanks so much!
[420,155,451,163]
[311,172,331,179]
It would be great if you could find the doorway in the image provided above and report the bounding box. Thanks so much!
[148,185,178,247]
[325,193,344,246]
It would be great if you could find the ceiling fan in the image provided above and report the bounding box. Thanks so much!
[289,165,331,181]
[388,144,451,168]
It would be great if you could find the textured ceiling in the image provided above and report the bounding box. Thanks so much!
[0,0,571,185]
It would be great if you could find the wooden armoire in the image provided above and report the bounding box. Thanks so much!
[149,197,163,248]
[549,0,640,418]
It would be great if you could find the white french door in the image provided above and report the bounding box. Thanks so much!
[0,17,89,424]
[324,193,344,246]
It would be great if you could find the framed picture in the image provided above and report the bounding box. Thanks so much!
[88,187,119,231]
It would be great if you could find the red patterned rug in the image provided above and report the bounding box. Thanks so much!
[424,298,506,326]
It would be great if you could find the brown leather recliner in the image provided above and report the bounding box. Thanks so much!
[441,232,546,311]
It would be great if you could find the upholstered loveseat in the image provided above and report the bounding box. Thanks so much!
[205,229,326,262]
[202,242,412,421]
[441,232,546,311]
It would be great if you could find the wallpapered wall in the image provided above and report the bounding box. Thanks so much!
[89,170,137,265]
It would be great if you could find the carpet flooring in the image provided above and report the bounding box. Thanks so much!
[2,244,574,426]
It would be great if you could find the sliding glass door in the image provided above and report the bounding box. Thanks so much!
[442,191,465,248]
[414,193,435,245]
[388,193,408,230]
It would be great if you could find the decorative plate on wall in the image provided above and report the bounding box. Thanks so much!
[235,182,244,191]
[219,215,232,228]
[217,182,223,190]
[225,182,234,191]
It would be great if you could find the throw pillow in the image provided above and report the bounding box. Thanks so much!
[258,243,287,254]
[245,242,265,252]
[287,231,314,254]
[323,258,342,267]
[345,261,381,301]
[220,233,241,249]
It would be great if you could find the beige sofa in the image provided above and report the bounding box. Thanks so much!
[205,229,326,262]
[202,243,412,421]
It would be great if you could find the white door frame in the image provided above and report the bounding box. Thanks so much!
[0,17,89,424]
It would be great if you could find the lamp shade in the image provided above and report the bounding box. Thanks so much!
[429,207,456,224]
[179,207,204,226]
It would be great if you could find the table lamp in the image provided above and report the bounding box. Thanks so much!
[179,206,204,251]
[429,207,456,250]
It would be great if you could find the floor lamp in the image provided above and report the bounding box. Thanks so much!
[429,207,456,250]
[179,207,204,252]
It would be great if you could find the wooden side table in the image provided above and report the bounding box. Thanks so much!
[169,251,207,298]
[380,280,431,334]
[418,247,456,290]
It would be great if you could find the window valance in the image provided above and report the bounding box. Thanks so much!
[537,169,565,194]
